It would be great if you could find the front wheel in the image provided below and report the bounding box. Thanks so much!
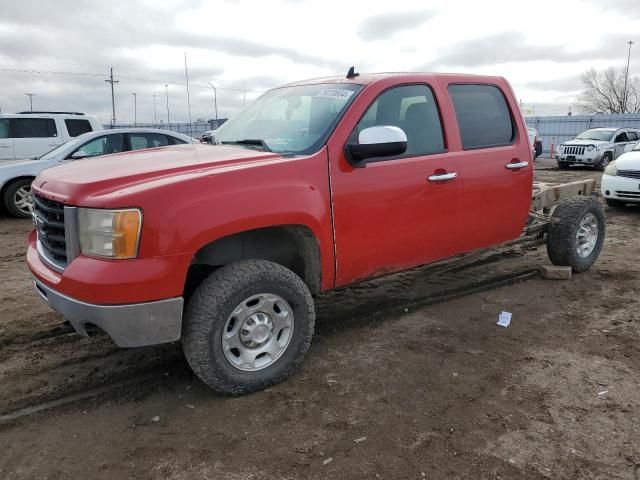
[597,153,612,171]
[557,161,569,170]
[605,198,625,208]
[546,196,605,273]
[182,260,315,395]
[3,178,33,218]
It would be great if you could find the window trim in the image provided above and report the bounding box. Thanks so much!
[345,82,448,164]
[447,82,517,151]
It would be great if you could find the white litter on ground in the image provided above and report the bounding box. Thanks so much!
[497,311,512,328]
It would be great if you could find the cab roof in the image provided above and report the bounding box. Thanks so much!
[280,72,506,88]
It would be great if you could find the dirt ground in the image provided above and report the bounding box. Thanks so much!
[0,159,639,479]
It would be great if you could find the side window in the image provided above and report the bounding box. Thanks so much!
[11,118,58,138]
[615,132,629,143]
[0,119,9,139]
[130,133,169,151]
[448,84,514,149]
[65,119,93,137]
[73,134,124,158]
[627,131,638,141]
[350,84,445,158]
[167,135,186,145]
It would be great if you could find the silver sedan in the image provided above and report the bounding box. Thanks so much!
[0,128,196,218]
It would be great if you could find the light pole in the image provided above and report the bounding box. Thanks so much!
[153,94,158,127]
[132,92,137,126]
[623,40,634,113]
[25,93,36,112]
[208,82,218,126]
[164,84,170,126]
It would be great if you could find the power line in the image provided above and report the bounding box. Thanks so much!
[0,67,264,93]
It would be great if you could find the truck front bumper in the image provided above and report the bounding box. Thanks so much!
[32,276,183,347]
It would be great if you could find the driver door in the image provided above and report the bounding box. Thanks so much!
[613,130,630,159]
[328,84,462,286]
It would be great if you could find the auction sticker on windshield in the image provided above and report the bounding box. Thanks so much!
[315,88,355,99]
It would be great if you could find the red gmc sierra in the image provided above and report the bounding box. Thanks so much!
[27,71,605,394]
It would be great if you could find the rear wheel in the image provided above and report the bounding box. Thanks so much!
[3,178,33,218]
[182,260,315,395]
[546,196,605,273]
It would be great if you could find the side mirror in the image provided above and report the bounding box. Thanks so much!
[345,126,407,168]
[70,150,89,160]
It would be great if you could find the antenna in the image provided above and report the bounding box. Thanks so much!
[346,66,359,79]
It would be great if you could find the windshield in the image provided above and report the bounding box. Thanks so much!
[213,83,362,154]
[38,133,93,160]
[576,129,615,141]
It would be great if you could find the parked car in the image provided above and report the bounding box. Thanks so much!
[0,128,195,218]
[555,127,640,170]
[200,129,215,144]
[601,142,640,207]
[0,112,102,162]
[527,127,543,159]
[27,72,605,395]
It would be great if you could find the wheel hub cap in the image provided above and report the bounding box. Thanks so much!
[222,293,294,372]
[576,212,598,258]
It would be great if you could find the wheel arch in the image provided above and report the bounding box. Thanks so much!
[186,224,323,297]
[0,175,36,197]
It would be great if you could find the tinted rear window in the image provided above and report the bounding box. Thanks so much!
[65,119,93,137]
[448,84,514,149]
[11,118,58,138]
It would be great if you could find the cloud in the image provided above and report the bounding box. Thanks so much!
[357,10,434,41]
[522,75,583,93]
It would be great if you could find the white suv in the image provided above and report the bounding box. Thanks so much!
[0,112,103,162]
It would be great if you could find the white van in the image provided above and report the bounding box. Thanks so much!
[0,112,103,161]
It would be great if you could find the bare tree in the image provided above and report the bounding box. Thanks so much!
[577,67,640,114]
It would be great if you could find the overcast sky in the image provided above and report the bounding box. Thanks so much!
[0,0,639,124]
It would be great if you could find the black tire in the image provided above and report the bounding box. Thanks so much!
[182,259,315,395]
[557,161,569,170]
[597,153,612,172]
[605,198,625,208]
[3,178,33,218]
[546,196,606,273]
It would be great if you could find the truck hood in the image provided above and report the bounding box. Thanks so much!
[33,144,285,205]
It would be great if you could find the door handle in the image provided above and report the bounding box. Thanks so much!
[505,161,529,170]
[48,143,60,146]
[427,172,457,182]
[0,145,10,148]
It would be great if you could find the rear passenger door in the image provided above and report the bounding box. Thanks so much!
[448,83,532,252]
[0,119,14,161]
[12,118,63,159]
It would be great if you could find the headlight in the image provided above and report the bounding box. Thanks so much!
[604,162,617,176]
[587,145,595,152]
[558,144,564,152]
[78,208,142,259]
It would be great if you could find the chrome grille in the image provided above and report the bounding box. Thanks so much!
[33,194,68,267]
[617,170,640,180]
[563,145,586,155]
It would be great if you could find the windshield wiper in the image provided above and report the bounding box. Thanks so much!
[221,139,272,152]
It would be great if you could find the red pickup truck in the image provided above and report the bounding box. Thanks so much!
[27,72,605,394]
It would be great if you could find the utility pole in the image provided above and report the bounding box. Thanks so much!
[153,94,158,127]
[24,93,36,112]
[105,67,119,127]
[164,84,170,126]
[184,53,193,137]
[208,82,218,126]
[623,40,634,113]
[132,92,137,126]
